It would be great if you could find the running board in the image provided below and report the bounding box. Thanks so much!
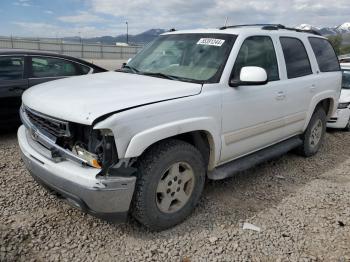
[208,137,302,180]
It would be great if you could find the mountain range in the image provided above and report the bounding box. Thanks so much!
[296,22,350,35]
[64,29,167,45]
[64,23,350,46]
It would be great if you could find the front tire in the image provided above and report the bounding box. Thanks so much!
[296,107,327,157]
[131,139,206,231]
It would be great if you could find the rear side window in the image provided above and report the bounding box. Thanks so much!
[309,37,340,72]
[280,37,312,79]
[31,57,87,78]
[232,36,279,81]
[0,56,24,80]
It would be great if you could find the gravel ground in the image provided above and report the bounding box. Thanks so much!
[1,128,350,261]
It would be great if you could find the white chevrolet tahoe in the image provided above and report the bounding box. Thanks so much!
[18,25,342,230]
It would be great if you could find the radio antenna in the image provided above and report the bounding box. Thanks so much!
[224,17,228,27]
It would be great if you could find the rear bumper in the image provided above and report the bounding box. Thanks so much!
[18,125,136,222]
[327,108,350,129]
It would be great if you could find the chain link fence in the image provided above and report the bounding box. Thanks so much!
[0,36,143,60]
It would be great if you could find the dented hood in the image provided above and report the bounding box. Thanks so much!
[22,72,202,125]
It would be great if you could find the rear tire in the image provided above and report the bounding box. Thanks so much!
[296,107,327,157]
[131,139,206,231]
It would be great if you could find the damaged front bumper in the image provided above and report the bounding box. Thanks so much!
[327,108,350,129]
[18,125,136,222]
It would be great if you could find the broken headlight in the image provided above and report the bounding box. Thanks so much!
[58,124,118,170]
[72,145,102,169]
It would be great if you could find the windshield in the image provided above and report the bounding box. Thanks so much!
[125,33,236,83]
[343,69,350,89]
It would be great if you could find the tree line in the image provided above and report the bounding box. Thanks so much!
[328,34,350,56]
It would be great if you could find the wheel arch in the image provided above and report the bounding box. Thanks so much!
[318,98,334,118]
[124,121,219,171]
[303,93,337,131]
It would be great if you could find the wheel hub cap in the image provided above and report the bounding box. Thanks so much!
[156,162,195,213]
[309,119,323,149]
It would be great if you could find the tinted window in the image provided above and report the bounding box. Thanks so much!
[343,70,350,89]
[309,37,340,72]
[79,64,91,74]
[0,56,24,80]
[232,36,279,81]
[280,37,312,79]
[31,57,83,78]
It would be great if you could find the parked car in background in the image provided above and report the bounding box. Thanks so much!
[339,56,350,63]
[327,63,350,130]
[18,25,341,230]
[0,49,107,126]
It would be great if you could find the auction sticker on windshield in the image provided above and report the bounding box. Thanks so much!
[197,38,225,46]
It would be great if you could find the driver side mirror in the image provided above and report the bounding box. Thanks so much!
[230,66,268,87]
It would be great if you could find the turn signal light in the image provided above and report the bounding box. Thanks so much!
[72,145,102,169]
[90,159,102,169]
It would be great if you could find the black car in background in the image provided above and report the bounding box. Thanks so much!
[0,49,107,127]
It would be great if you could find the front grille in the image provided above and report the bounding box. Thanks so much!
[25,107,70,138]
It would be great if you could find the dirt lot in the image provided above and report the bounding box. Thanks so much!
[1,128,350,261]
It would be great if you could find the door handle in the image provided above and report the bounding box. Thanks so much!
[276,91,286,100]
[310,84,316,92]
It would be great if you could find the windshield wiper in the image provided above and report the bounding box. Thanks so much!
[140,72,178,80]
[122,65,140,74]
[140,72,203,84]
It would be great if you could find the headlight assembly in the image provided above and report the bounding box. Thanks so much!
[338,102,350,109]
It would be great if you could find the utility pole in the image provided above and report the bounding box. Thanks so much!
[79,32,83,58]
[126,21,129,45]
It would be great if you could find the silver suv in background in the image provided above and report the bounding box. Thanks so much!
[18,25,341,230]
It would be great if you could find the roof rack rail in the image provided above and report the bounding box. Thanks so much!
[263,25,322,36]
[288,27,322,36]
[219,24,322,36]
[219,24,284,30]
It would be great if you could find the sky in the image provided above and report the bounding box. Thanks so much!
[1,0,350,38]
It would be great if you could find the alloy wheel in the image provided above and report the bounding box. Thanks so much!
[156,162,195,213]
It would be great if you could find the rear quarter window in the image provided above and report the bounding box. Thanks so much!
[76,63,91,74]
[309,37,340,72]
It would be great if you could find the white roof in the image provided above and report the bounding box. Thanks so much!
[163,26,325,38]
